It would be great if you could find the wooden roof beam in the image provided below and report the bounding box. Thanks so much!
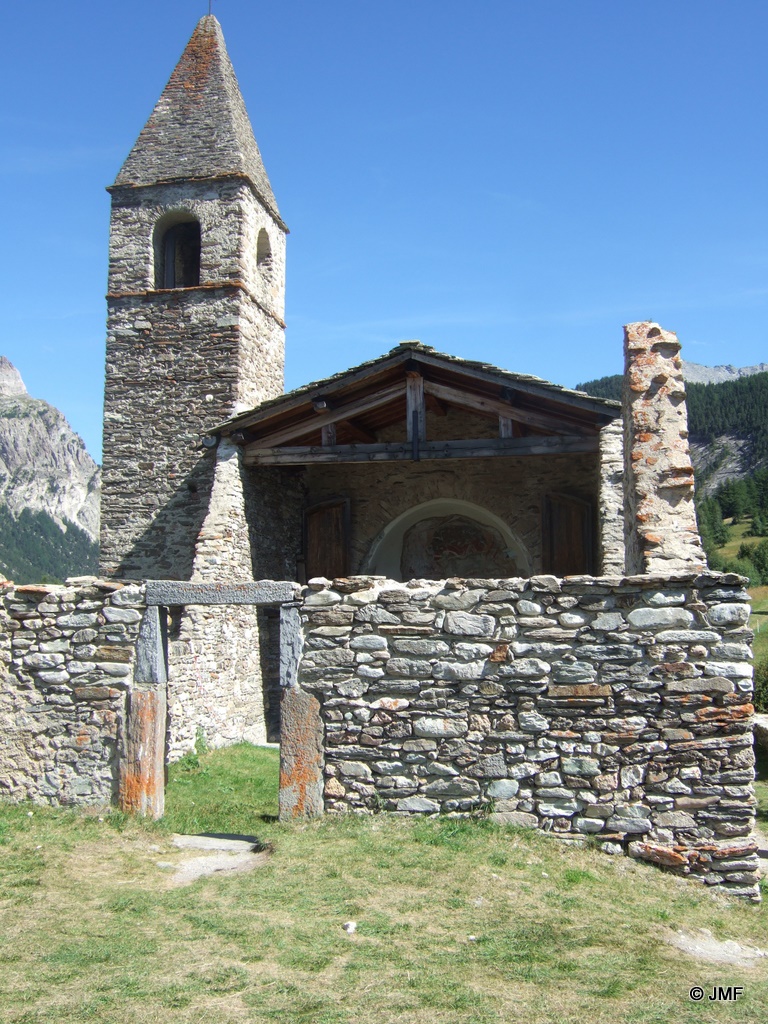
[244,381,406,449]
[245,434,598,466]
[423,380,594,436]
[339,419,377,444]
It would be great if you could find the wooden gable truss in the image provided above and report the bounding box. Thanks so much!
[213,344,620,466]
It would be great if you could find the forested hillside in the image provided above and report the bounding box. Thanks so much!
[577,370,768,476]
[0,506,99,584]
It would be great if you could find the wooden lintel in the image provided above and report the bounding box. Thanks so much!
[423,380,593,436]
[248,381,406,449]
[245,434,598,466]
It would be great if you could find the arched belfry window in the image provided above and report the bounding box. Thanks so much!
[154,217,201,289]
[256,228,273,275]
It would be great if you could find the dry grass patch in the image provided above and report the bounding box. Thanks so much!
[0,746,767,1023]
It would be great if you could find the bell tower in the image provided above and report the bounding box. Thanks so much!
[100,15,287,578]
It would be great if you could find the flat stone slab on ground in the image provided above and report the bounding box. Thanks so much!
[171,833,259,853]
[663,928,768,967]
[164,850,270,886]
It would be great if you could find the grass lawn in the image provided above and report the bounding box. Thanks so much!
[717,522,767,655]
[749,586,768,667]
[720,519,754,562]
[0,744,766,1024]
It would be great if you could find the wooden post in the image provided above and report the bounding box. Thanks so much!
[278,605,323,820]
[118,606,167,818]
[118,684,167,819]
[405,371,426,442]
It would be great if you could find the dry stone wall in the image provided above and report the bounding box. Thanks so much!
[299,571,760,899]
[0,577,278,800]
[0,580,144,806]
[1,568,759,898]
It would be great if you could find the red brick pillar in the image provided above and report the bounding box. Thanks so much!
[623,322,706,574]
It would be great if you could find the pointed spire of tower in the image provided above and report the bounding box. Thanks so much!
[115,15,280,220]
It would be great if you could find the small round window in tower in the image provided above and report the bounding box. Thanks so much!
[256,228,273,276]
[155,219,201,289]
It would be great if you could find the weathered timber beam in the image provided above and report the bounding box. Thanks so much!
[426,393,448,417]
[339,419,377,443]
[321,422,337,446]
[145,580,301,606]
[245,382,405,449]
[218,353,410,434]
[412,350,619,417]
[406,371,426,443]
[423,380,594,435]
[244,435,598,466]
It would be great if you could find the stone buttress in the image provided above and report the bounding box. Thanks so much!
[100,14,287,580]
[622,322,706,575]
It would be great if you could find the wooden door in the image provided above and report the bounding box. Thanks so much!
[304,499,350,580]
[542,493,593,576]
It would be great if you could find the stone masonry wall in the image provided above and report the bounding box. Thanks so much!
[162,440,275,759]
[0,575,276,798]
[0,580,144,806]
[299,572,760,899]
[598,419,625,574]
[102,178,285,580]
[623,322,706,574]
[303,449,601,578]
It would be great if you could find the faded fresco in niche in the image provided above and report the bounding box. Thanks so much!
[400,514,520,579]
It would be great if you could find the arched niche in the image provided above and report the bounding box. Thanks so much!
[363,499,531,581]
[153,212,201,289]
[256,228,273,275]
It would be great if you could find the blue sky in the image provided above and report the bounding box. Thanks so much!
[1,0,766,462]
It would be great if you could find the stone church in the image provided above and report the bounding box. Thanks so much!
[98,14,712,760]
[100,15,701,592]
[1,15,757,897]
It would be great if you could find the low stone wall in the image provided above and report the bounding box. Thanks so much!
[1,570,759,899]
[0,578,280,805]
[0,580,144,806]
[299,571,760,899]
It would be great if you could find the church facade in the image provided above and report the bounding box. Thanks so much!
[32,15,751,896]
[100,16,703,594]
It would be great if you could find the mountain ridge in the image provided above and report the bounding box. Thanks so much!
[0,357,100,581]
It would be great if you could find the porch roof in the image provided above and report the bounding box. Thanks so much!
[213,342,621,466]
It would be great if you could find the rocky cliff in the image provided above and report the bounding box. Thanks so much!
[0,357,100,551]
[681,359,768,385]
